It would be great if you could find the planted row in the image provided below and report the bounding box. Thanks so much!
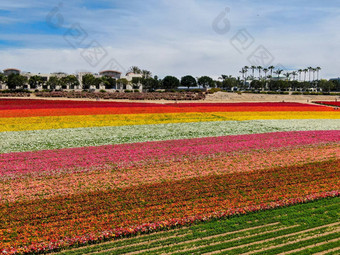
[0,159,339,253]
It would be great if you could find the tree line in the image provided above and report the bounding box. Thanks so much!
[1,65,339,92]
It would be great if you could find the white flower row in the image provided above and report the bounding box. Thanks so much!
[0,119,339,153]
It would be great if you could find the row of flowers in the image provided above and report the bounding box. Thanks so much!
[1,119,339,153]
[1,143,339,203]
[0,159,339,253]
[1,130,339,178]
[314,101,340,107]
[1,99,330,109]
[2,105,334,118]
[1,111,340,132]
[1,98,339,253]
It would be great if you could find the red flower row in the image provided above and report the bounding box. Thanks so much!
[1,159,339,253]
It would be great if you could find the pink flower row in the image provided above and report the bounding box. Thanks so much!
[1,130,339,178]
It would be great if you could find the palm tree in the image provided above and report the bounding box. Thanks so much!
[316,67,321,80]
[243,66,249,80]
[274,69,283,79]
[307,67,313,82]
[291,71,298,81]
[311,68,317,81]
[284,72,291,81]
[257,66,263,79]
[239,68,247,87]
[303,69,308,82]
[142,69,152,79]
[239,69,246,80]
[263,68,269,80]
[128,66,142,74]
[250,66,256,80]
[298,69,303,82]
[268,66,275,78]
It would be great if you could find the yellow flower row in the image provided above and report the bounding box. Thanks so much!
[1,111,339,132]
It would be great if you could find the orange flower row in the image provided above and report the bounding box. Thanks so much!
[1,159,339,253]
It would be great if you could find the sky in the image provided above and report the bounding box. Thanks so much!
[0,0,339,79]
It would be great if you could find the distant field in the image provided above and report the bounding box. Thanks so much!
[55,197,340,255]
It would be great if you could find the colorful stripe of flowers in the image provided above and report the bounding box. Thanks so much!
[314,101,340,107]
[1,119,339,153]
[1,111,340,132]
[0,99,339,254]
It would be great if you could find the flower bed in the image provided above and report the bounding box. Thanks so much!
[0,99,339,254]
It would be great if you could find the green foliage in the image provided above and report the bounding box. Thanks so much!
[46,76,60,90]
[28,75,45,89]
[207,88,223,94]
[60,75,80,89]
[82,74,96,90]
[57,197,340,254]
[141,77,160,91]
[101,76,116,89]
[197,76,215,88]
[162,76,180,90]
[219,75,240,90]
[181,75,197,89]
[318,79,335,92]
[6,74,28,90]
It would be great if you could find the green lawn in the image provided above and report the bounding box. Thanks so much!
[56,197,340,255]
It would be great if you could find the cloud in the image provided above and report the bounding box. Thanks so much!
[0,0,339,79]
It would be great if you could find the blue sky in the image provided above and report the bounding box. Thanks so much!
[0,0,339,79]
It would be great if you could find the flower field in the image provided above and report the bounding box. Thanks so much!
[314,101,340,107]
[0,99,339,254]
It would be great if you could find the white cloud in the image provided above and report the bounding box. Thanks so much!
[0,0,339,79]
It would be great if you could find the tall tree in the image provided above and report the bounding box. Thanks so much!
[239,68,247,87]
[197,76,215,88]
[307,67,313,82]
[303,69,308,82]
[61,75,79,89]
[268,66,275,78]
[243,66,249,79]
[250,65,256,79]
[162,76,180,90]
[220,75,239,90]
[312,68,317,82]
[82,74,96,90]
[142,77,159,91]
[46,76,60,90]
[291,71,298,81]
[316,67,321,81]
[128,66,142,74]
[181,75,197,89]
[274,69,283,78]
[7,74,27,90]
[117,78,128,90]
[28,75,44,89]
[298,69,303,82]
[257,66,263,79]
[141,70,152,79]
[263,68,269,80]
[101,76,116,89]
[284,72,291,81]
[131,77,143,89]
[318,79,335,92]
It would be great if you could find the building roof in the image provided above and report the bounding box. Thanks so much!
[99,70,122,74]
[3,68,21,72]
